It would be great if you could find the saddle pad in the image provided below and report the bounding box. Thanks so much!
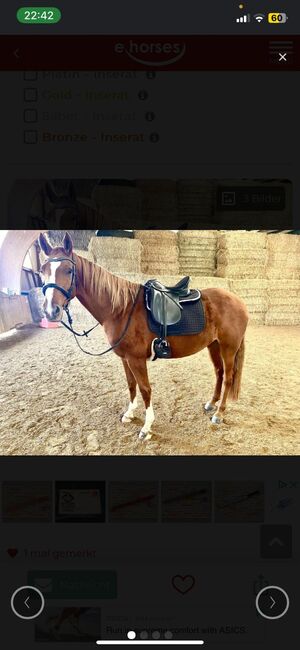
[146,292,206,336]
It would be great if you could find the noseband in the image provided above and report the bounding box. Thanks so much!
[42,256,76,302]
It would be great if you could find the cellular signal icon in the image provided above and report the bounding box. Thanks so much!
[254,13,265,23]
[236,13,251,23]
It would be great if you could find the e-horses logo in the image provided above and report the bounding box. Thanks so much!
[114,39,186,66]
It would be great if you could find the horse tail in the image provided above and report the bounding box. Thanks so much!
[229,338,245,401]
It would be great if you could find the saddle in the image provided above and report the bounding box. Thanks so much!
[145,277,202,359]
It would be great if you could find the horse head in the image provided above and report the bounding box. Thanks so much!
[39,232,76,321]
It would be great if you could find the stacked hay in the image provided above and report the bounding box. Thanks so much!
[177,180,214,227]
[178,230,217,276]
[229,279,268,325]
[134,230,179,275]
[121,274,230,291]
[266,279,300,325]
[266,234,300,280]
[216,231,267,278]
[137,180,177,227]
[88,236,141,274]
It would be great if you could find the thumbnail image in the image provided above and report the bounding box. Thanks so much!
[161,481,212,522]
[55,482,105,523]
[214,481,264,523]
[35,607,101,642]
[108,482,159,522]
[1,481,52,522]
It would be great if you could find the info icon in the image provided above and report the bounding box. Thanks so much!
[138,90,149,100]
[149,132,160,143]
[145,112,156,122]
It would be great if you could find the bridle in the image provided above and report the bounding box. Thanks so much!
[42,256,76,303]
[41,254,142,357]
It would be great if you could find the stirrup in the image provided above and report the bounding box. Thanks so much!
[152,337,172,360]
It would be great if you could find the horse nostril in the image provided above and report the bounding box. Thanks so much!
[53,305,60,316]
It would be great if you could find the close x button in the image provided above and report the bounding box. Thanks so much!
[11,585,45,620]
[256,586,290,620]
[269,40,294,64]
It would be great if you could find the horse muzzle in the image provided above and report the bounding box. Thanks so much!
[44,303,63,322]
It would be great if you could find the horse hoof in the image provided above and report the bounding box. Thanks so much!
[204,401,215,413]
[211,414,222,425]
[121,413,134,424]
[138,429,152,441]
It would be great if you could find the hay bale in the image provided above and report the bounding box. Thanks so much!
[178,230,217,276]
[216,264,266,279]
[216,232,267,279]
[267,233,300,253]
[265,310,300,326]
[229,279,268,324]
[217,232,267,249]
[266,234,300,280]
[135,230,180,274]
[134,230,177,244]
[265,278,300,324]
[88,236,141,273]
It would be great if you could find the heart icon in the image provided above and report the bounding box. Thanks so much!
[172,574,195,595]
[7,548,18,558]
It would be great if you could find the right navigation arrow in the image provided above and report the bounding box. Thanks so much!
[270,596,276,609]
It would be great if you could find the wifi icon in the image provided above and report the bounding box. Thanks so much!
[254,13,265,23]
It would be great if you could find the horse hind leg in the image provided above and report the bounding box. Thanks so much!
[204,340,224,414]
[211,341,244,425]
[121,359,138,423]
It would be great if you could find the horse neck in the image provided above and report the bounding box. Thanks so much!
[73,253,126,325]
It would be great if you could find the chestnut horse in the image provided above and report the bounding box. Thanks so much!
[40,232,248,440]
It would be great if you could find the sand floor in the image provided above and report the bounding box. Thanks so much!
[0,307,299,456]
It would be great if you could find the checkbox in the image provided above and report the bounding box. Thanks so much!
[24,130,38,144]
[23,71,38,81]
[24,109,38,123]
[24,88,38,102]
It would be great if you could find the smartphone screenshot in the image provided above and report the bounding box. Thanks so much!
[0,1,299,648]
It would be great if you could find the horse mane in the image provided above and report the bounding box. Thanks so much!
[76,253,140,315]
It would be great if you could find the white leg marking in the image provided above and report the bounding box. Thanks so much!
[139,403,155,440]
[204,400,215,412]
[121,396,138,423]
[211,413,222,425]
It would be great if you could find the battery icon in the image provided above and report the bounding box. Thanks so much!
[268,12,288,23]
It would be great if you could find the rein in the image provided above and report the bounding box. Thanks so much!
[61,287,142,357]
[42,255,142,357]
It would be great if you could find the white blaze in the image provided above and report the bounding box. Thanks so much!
[44,261,60,313]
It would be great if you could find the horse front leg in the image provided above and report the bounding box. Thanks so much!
[127,357,155,440]
[121,359,138,423]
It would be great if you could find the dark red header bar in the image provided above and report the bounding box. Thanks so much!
[1,35,299,70]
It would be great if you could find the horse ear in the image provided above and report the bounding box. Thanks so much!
[39,232,52,256]
[63,232,73,256]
